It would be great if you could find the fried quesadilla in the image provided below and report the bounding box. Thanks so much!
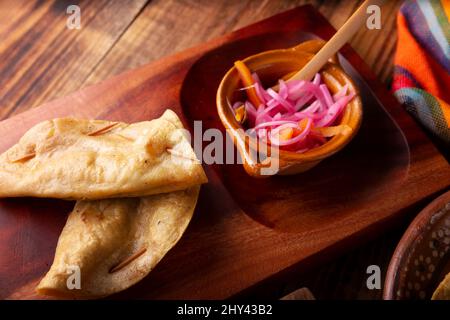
[0,110,206,298]
[0,110,207,200]
[36,186,200,299]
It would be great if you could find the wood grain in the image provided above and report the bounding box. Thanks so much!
[86,0,402,85]
[0,0,441,300]
[0,0,148,119]
[0,6,448,300]
[0,0,403,120]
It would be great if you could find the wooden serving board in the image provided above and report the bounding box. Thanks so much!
[0,5,449,299]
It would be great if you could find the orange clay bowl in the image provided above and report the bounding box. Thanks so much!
[216,40,363,177]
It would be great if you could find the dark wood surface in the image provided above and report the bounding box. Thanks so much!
[0,4,449,300]
[0,0,402,119]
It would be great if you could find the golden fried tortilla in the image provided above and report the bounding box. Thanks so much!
[36,186,200,299]
[432,272,450,300]
[0,110,207,200]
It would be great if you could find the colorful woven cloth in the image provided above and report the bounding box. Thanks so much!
[392,0,450,143]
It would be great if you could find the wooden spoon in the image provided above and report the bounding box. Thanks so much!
[288,0,385,82]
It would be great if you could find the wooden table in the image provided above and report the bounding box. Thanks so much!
[0,0,413,299]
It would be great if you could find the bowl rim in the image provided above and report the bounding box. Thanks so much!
[216,47,363,166]
[383,190,450,300]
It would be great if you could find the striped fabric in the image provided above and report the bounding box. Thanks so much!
[392,0,450,143]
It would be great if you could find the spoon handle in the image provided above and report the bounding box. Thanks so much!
[289,0,385,82]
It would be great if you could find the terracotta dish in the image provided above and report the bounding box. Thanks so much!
[384,191,450,300]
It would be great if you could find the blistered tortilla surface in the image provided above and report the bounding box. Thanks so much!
[0,110,207,200]
[36,186,200,299]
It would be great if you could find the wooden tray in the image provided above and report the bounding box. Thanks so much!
[0,5,449,299]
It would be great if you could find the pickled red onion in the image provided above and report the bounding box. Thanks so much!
[233,69,355,152]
